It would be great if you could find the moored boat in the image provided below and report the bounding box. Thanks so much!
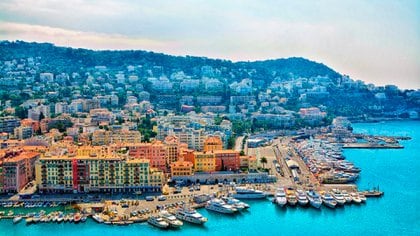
[205,198,237,214]
[286,189,298,206]
[13,216,23,224]
[148,216,169,229]
[221,197,250,210]
[92,214,104,223]
[331,192,346,205]
[306,190,322,209]
[322,193,338,208]
[350,192,362,204]
[296,189,309,206]
[233,187,266,199]
[174,207,207,225]
[274,188,287,207]
[159,210,183,228]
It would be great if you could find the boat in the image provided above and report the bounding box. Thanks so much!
[7,210,14,216]
[331,192,346,205]
[341,190,353,203]
[232,187,266,199]
[148,216,169,229]
[295,189,309,206]
[13,216,23,224]
[205,198,237,214]
[159,210,183,228]
[57,212,64,223]
[174,207,207,225]
[92,214,104,223]
[286,189,298,206]
[274,188,287,207]
[26,217,34,224]
[306,190,323,209]
[322,193,338,208]
[81,215,87,222]
[74,213,81,223]
[221,197,250,210]
[359,193,367,203]
[350,192,362,204]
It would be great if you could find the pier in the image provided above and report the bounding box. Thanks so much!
[342,143,403,149]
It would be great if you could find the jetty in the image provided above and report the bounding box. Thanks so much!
[342,143,403,149]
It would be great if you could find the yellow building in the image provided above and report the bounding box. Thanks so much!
[92,130,141,145]
[194,152,216,172]
[35,152,163,193]
[240,155,257,171]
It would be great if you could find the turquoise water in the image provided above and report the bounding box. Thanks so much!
[1,121,419,236]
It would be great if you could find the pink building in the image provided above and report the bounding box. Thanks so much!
[2,152,39,193]
[125,141,167,172]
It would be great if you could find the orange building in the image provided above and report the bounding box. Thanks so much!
[123,141,167,172]
[170,157,194,177]
[203,136,223,152]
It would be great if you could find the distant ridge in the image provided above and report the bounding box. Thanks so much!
[0,40,341,82]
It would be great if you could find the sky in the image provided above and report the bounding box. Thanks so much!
[0,0,419,89]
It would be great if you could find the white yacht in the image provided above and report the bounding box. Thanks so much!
[341,190,353,203]
[232,187,266,199]
[274,188,287,207]
[13,216,23,224]
[159,210,183,228]
[322,193,338,208]
[350,192,362,204]
[174,207,207,225]
[148,216,169,229]
[286,189,298,206]
[222,197,250,210]
[331,192,346,205]
[306,190,323,209]
[205,199,237,214]
[92,214,104,223]
[359,193,367,203]
[295,189,309,206]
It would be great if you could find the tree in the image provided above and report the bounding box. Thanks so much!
[260,156,267,169]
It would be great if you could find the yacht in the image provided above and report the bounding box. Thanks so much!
[359,193,367,203]
[331,192,346,205]
[92,214,104,223]
[274,188,287,207]
[148,216,169,229]
[286,189,298,206]
[205,199,237,214]
[159,210,183,228]
[13,216,23,224]
[295,189,309,206]
[322,193,338,208]
[341,190,353,203]
[306,190,323,209]
[350,192,362,204]
[174,207,207,225]
[233,187,266,199]
[222,197,250,210]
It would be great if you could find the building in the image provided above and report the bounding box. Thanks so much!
[14,126,33,140]
[240,155,257,171]
[92,130,141,145]
[170,157,194,177]
[194,152,216,172]
[0,116,20,134]
[203,136,223,152]
[121,141,167,172]
[35,154,164,193]
[213,150,240,171]
[2,151,39,193]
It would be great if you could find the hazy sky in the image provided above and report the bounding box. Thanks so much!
[0,0,419,89]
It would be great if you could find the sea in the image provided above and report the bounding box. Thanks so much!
[1,121,419,236]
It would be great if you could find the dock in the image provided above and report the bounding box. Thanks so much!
[342,143,403,149]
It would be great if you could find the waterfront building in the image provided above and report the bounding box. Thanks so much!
[35,153,164,193]
[213,150,240,171]
[194,152,216,172]
[240,155,257,171]
[163,135,187,166]
[120,141,167,172]
[2,151,39,193]
[170,157,194,177]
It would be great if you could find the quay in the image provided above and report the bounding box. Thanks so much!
[342,143,403,149]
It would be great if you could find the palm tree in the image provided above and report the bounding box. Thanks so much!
[260,156,268,169]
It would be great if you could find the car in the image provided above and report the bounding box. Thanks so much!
[157,195,167,201]
[145,196,154,201]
